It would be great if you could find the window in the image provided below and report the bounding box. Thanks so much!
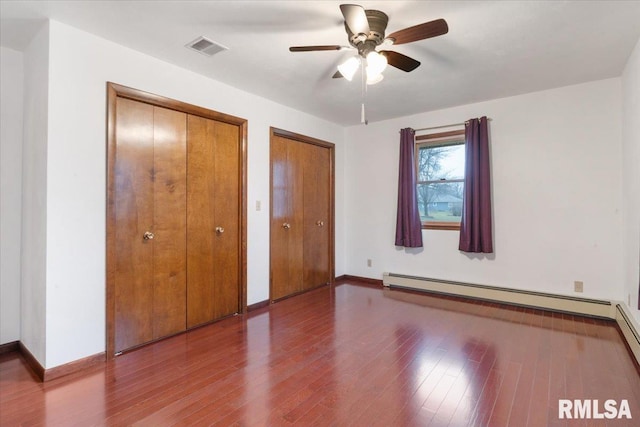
[415,130,465,230]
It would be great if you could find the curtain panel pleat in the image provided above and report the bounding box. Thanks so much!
[395,128,423,248]
[459,117,493,253]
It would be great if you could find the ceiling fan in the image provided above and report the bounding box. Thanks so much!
[289,4,449,85]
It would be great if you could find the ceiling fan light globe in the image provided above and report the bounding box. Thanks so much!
[337,56,360,81]
[366,51,388,76]
[367,74,384,85]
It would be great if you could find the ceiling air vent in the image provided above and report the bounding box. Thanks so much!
[185,36,228,57]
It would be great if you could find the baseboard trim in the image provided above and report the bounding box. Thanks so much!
[0,340,19,355]
[43,352,106,382]
[18,341,45,381]
[13,342,105,382]
[247,299,270,312]
[615,303,640,365]
[383,273,614,319]
[336,275,384,287]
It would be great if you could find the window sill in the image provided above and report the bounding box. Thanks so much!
[422,222,460,231]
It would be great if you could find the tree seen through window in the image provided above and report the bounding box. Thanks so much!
[416,138,465,227]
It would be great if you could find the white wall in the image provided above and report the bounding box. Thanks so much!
[345,78,623,301]
[40,20,345,368]
[622,37,640,324]
[0,47,24,345]
[20,23,50,364]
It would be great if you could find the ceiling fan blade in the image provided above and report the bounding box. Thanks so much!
[332,70,344,79]
[386,19,448,45]
[289,45,343,52]
[340,4,370,35]
[380,50,421,72]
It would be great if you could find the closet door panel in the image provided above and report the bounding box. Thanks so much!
[186,115,216,328]
[212,121,240,318]
[289,139,305,291]
[270,135,292,300]
[114,98,155,353]
[152,106,187,339]
[270,136,303,300]
[302,143,331,290]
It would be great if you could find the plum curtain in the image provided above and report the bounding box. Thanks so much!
[395,128,423,248]
[459,117,493,253]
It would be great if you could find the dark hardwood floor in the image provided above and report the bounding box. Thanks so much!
[1,281,639,426]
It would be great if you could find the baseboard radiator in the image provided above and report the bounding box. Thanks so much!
[615,303,640,364]
[383,272,640,365]
[383,273,615,318]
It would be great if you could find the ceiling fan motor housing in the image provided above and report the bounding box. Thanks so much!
[289,5,447,76]
[346,9,389,56]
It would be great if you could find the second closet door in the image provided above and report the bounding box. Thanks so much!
[270,133,331,301]
[187,115,241,328]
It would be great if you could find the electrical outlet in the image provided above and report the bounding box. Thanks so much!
[256,200,261,211]
[367,259,372,267]
[574,281,583,293]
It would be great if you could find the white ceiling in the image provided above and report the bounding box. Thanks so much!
[2,1,640,126]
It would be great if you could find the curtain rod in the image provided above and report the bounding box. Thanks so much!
[412,117,492,133]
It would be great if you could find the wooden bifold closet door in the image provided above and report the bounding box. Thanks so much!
[186,115,240,328]
[302,142,331,289]
[108,84,246,356]
[113,98,187,352]
[270,129,334,302]
[270,135,305,300]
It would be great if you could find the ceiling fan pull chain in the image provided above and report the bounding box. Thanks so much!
[361,64,368,124]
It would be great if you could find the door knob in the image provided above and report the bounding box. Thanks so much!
[316,220,325,227]
[282,223,291,230]
[215,226,224,234]
[143,231,154,240]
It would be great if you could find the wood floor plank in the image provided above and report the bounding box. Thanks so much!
[1,281,639,426]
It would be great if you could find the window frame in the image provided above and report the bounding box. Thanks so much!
[415,129,466,231]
